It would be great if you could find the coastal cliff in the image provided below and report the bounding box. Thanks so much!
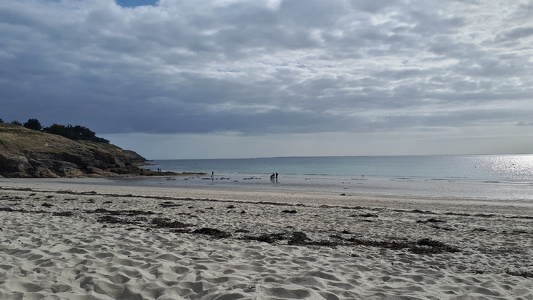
[0,123,148,178]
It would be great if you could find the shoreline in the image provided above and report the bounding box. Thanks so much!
[1,177,533,215]
[1,178,532,299]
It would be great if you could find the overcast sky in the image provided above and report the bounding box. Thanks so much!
[1,0,533,159]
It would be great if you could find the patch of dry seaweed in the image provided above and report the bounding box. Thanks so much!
[358,213,378,218]
[151,217,192,229]
[506,215,533,220]
[97,215,136,225]
[193,227,231,239]
[0,207,48,214]
[242,233,286,244]
[444,212,471,216]
[85,208,156,216]
[393,209,436,215]
[0,207,19,212]
[52,211,73,217]
[340,236,460,254]
[159,201,182,208]
[417,218,446,224]
[475,213,496,218]
[506,270,533,278]
[288,232,308,245]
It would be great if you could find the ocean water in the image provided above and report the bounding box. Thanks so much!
[136,155,533,201]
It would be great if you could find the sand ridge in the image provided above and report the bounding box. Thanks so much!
[0,179,532,299]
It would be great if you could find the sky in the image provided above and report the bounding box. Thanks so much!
[1,0,533,159]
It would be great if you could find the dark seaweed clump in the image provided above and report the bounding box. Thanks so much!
[242,233,286,244]
[193,227,231,239]
[151,217,192,229]
[335,235,460,254]
[97,215,132,225]
[239,231,459,254]
[241,232,339,247]
[86,208,156,216]
[506,270,533,278]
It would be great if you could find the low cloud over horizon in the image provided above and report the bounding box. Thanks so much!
[2,0,533,158]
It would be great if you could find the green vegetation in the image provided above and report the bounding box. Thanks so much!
[2,117,109,143]
[43,124,109,143]
[0,123,146,177]
[23,118,43,131]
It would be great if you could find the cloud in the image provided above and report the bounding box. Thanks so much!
[116,0,158,8]
[1,0,533,157]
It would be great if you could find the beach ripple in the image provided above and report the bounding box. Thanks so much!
[1,185,532,300]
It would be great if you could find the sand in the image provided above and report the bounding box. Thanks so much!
[0,178,532,299]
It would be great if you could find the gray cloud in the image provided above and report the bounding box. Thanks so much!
[1,0,532,144]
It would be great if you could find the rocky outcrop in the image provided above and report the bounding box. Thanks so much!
[0,124,148,178]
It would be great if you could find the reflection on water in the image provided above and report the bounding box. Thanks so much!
[132,155,533,201]
[142,154,533,183]
[480,155,533,182]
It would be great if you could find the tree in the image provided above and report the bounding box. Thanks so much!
[11,121,22,126]
[0,118,4,123]
[42,124,109,143]
[23,118,43,131]
[43,124,70,138]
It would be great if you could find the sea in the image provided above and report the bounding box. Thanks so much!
[134,154,533,201]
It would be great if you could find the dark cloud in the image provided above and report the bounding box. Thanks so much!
[496,26,533,44]
[1,0,532,147]
[350,0,398,13]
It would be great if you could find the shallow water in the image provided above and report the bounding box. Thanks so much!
[144,154,533,183]
[133,154,533,201]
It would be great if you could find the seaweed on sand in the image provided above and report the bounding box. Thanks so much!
[159,201,182,208]
[151,217,192,229]
[288,232,309,245]
[358,213,378,218]
[53,211,73,217]
[506,269,533,278]
[97,215,137,225]
[85,208,156,216]
[407,238,460,254]
[241,233,286,244]
[193,227,231,239]
[417,218,446,224]
[340,236,460,254]
[241,231,339,247]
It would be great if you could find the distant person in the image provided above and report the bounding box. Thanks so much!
[270,173,275,181]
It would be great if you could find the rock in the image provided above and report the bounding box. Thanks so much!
[0,123,147,178]
[0,154,32,173]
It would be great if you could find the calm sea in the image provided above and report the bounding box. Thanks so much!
[136,155,533,201]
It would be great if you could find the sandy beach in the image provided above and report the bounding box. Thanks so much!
[0,178,532,299]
